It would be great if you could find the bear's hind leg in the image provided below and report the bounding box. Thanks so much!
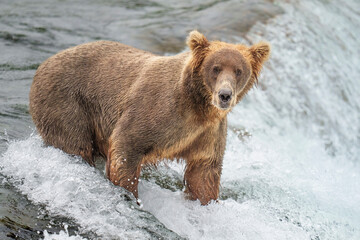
[35,105,95,166]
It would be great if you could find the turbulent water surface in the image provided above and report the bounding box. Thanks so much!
[1,0,360,239]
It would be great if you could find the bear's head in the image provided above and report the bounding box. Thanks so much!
[187,30,270,111]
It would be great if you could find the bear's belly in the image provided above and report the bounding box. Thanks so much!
[141,126,214,165]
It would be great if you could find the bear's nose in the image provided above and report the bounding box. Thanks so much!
[218,89,232,103]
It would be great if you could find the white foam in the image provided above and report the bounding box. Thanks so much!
[2,130,359,239]
[137,128,360,240]
[139,179,308,240]
[43,225,87,240]
[43,231,85,240]
[0,136,178,239]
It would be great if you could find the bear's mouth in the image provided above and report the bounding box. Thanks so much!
[219,102,231,110]
[212,97,232,111]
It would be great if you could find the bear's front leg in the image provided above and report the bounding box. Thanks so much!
[106,139,142,199]
[184,161,222,205]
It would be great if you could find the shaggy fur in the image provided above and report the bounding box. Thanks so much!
[29,31,270,205]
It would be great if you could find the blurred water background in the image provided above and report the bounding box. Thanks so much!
[0,0,359,239]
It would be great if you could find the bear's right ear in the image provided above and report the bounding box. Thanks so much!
[187,30,210,71]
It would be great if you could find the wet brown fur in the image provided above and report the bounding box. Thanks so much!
[29,31,270,205]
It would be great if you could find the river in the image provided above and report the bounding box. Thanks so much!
[0,0,359,239]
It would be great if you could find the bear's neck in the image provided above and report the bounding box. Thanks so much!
[178,66,225,125]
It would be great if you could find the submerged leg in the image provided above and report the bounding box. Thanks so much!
[184,160,222,205]
[106,138,142,198]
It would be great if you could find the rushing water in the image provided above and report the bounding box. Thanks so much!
[1,0,359,239]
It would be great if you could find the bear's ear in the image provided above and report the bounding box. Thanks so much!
[187,30,210,71]
[248,42,271,83]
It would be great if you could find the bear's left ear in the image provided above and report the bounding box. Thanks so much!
[187,30,210,71]
[249,42,271,83]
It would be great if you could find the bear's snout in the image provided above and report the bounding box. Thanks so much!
[217,88,233,109]
[218,89,232,103]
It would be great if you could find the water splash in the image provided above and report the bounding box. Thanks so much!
[43,225,87,240]
[0,136,181,239]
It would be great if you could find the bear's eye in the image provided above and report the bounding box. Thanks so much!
[236,69,242,76]
[213,66,221,74]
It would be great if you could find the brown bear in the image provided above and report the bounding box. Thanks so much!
[29,31,270,205]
